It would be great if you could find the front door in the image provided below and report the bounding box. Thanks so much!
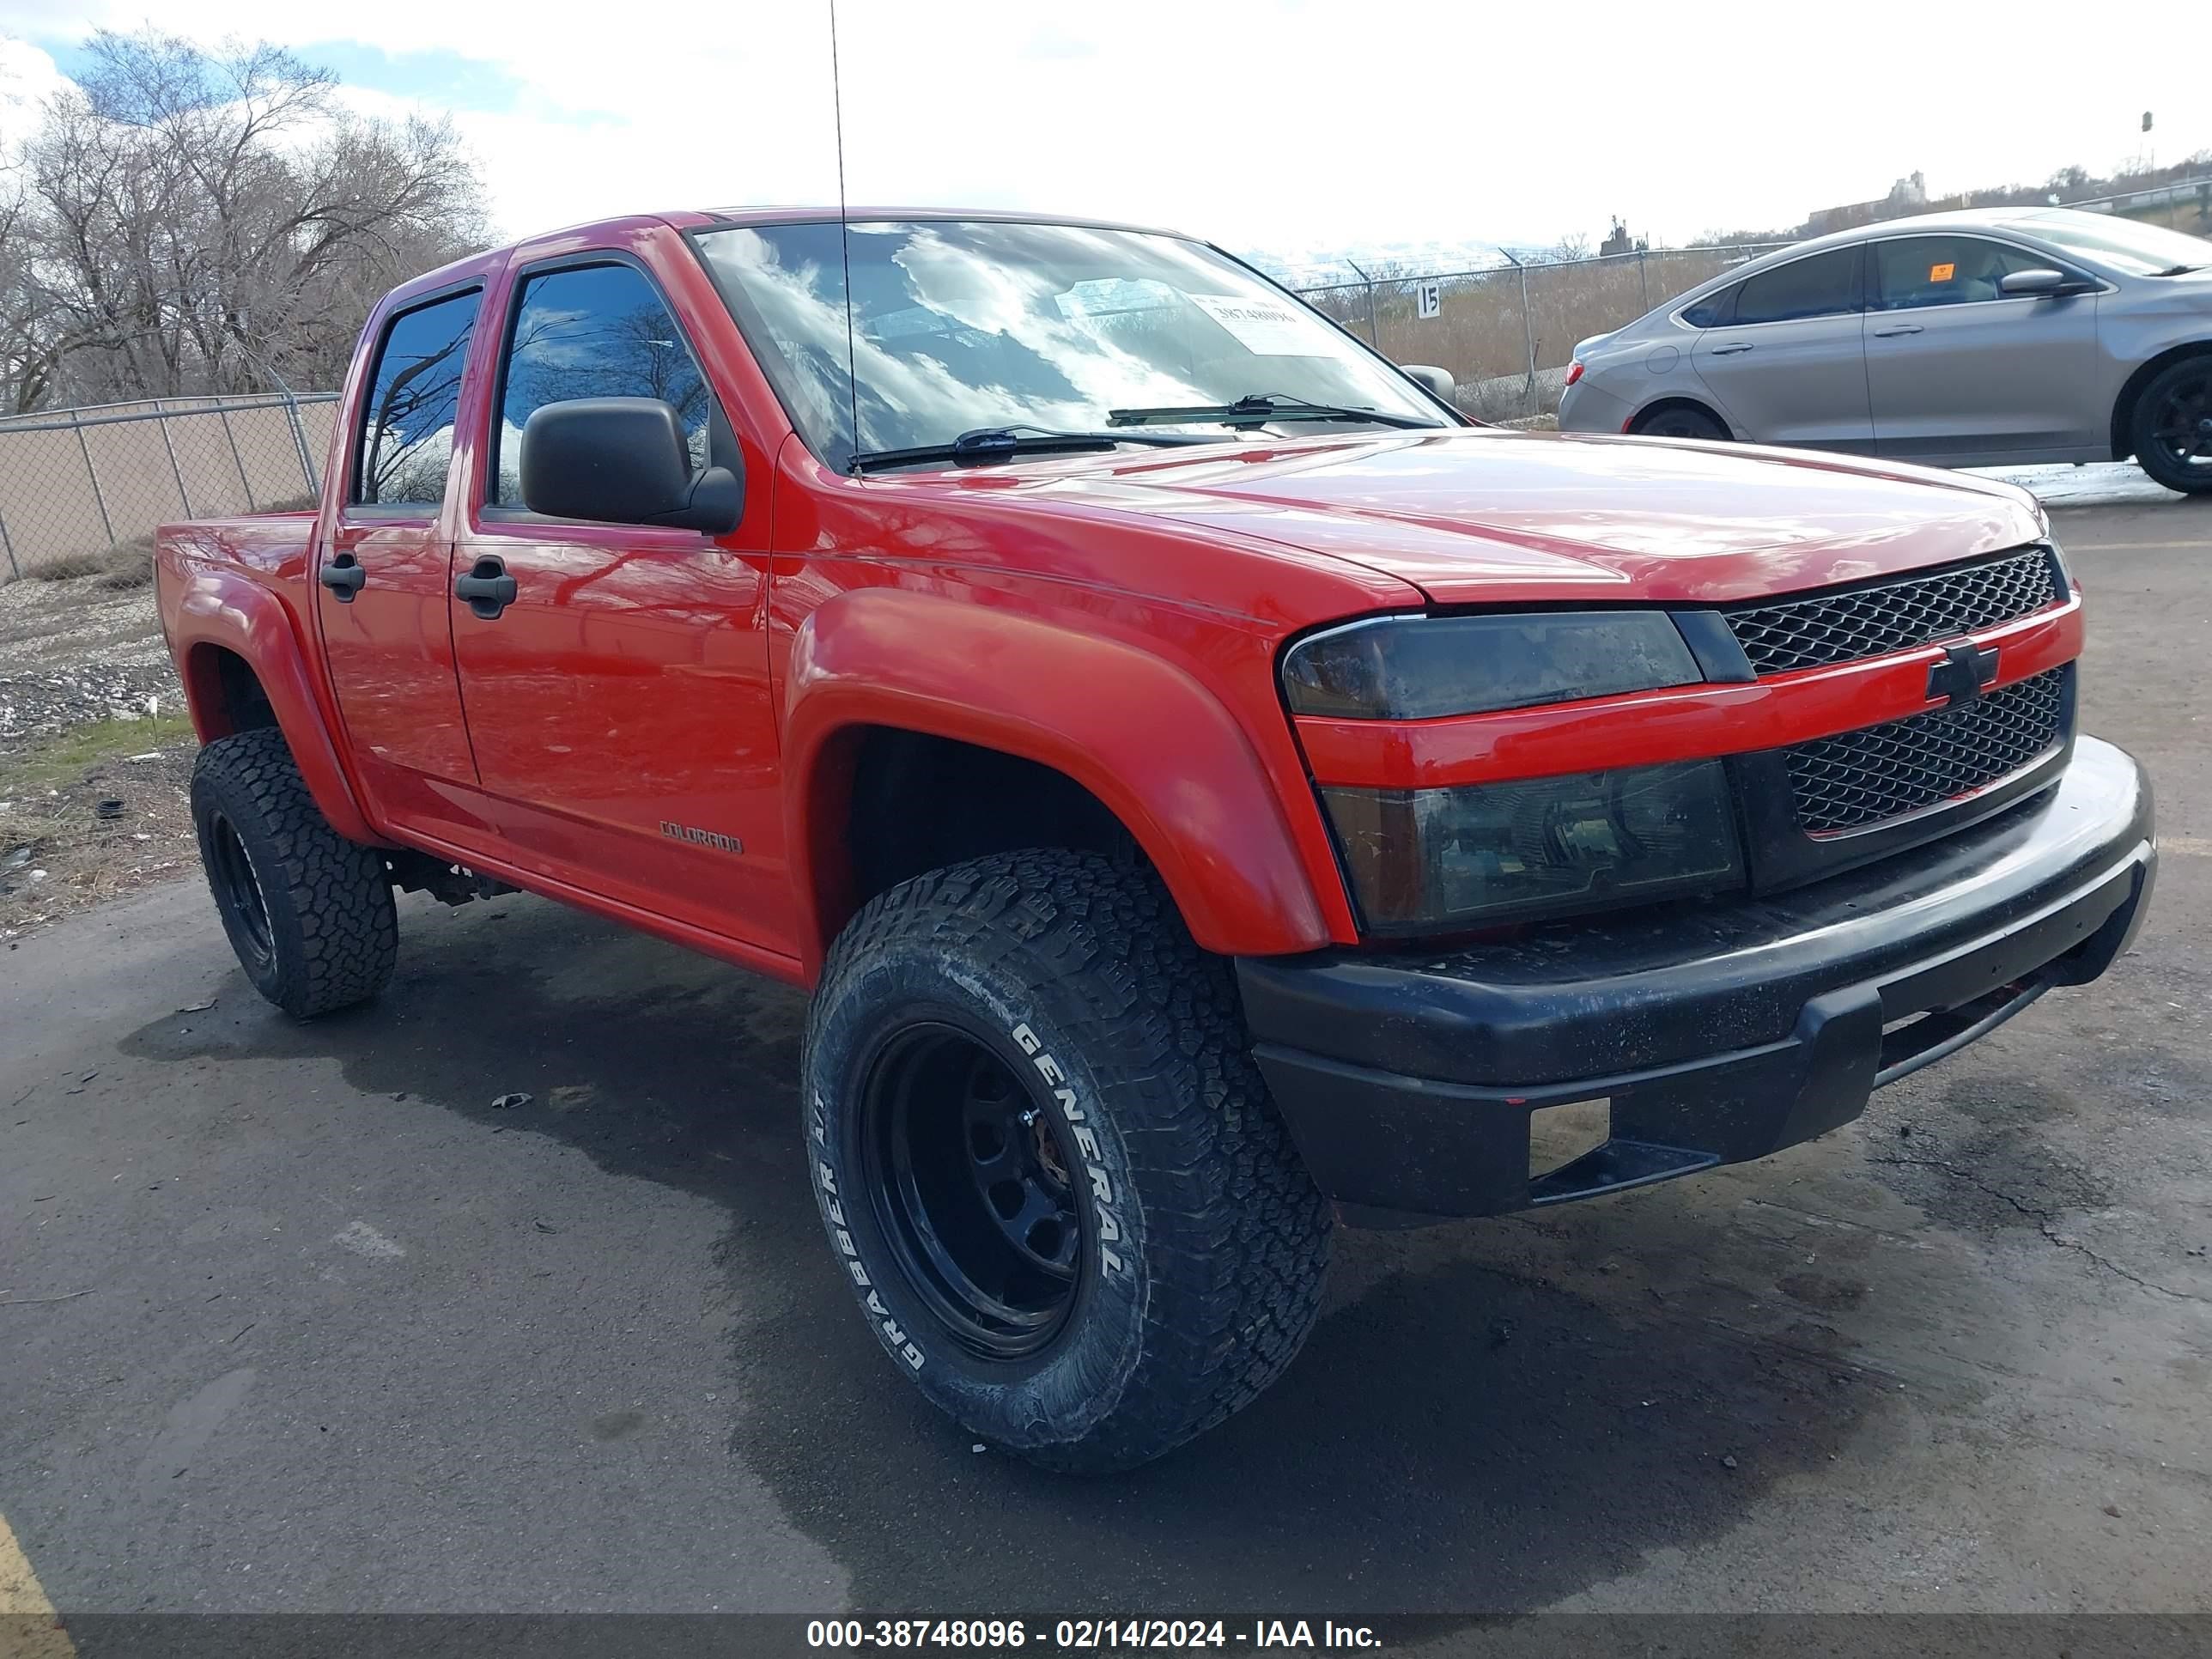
[1863,234,2101,463]
[1691,243,1873,451]
[316,284,482,832]
[449,256,789,957]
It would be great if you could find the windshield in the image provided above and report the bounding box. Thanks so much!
[2015,212,2212,276]
[694,218,1447,471]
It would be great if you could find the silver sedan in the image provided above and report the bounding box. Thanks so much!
[1557,207,2212,494]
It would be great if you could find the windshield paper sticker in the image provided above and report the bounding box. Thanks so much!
[1188,293,1333,356]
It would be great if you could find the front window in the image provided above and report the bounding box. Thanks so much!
[2014,212,2211,278]
[694,218,1446,471]
[1871,235,2051,309]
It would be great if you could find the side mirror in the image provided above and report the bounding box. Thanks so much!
[1997,268,2069,297]
[520,397,742,533]
[1398,363,1457,406]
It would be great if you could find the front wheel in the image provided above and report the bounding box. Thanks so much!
[802,851,1332,1472]
[2131,357,2212,494]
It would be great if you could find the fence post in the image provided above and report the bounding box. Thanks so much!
[217,406,258,511]
[285,392,320,495]
[1345,260,1382,349]
[157,411,194,519]
[0,503,19,580]
[1639,249,1650,310]
[71,409,118,546]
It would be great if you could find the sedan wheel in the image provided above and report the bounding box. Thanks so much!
[1633,405,1729,442]
[2133,359,2212,495]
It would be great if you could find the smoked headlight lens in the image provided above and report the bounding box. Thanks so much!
[1321,761,1744,932]
[1282,611,1699,720]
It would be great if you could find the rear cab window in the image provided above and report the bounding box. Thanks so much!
[354,288,481,509]
[1726,246,1863,325]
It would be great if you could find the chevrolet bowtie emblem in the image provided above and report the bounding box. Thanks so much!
[1927,642,2001,709]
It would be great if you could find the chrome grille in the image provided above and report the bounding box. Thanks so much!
[1786,668,2068,835]
[1725,549,2059,675]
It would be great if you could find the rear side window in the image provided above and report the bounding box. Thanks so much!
[492,262,710,507]
[1872,236,2045,310]
[1729,246,1861,325]
[355,289,480,507]
[1680,289,1734,328]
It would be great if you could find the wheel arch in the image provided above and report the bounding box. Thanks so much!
[170,576,380,846]
[782,589,1336,981]
[1628,395,1734,439]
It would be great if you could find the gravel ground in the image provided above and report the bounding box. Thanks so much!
[0,572,180,743]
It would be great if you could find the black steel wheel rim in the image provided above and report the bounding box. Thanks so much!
[860,1022,1085,1362]
[207,809,274,970]
[2148,370,2212,471]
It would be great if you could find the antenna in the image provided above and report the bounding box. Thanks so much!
[829,0,862,471]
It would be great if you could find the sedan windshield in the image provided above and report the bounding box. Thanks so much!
[695,218,1448,471]
[2014,212,2212,277]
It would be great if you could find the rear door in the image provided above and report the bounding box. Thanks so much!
[449,253,789,956]
[316,285,482,830]
[1863,233,2101,463]
[1691,245,1873,450]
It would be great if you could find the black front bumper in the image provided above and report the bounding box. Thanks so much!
[1239,737,2155,1223]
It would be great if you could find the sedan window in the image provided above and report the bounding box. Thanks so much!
[1872,236,2046,310]
[1728,246,1861,325]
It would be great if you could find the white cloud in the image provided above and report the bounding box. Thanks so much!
[3,0,2205,259]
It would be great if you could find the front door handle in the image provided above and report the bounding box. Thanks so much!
[1872,322,1925,337]
[1707,341,1754,356]
[319,555,366,600]
[455,555,519,620]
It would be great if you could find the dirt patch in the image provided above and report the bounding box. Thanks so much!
[0,562,181,741]
[1,713,198,945]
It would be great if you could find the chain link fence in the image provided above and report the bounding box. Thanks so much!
[0,392,338,584]
[1290,243,1793,422]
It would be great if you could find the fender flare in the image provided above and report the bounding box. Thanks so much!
[782,587,1332,975]
[168,567,381,847]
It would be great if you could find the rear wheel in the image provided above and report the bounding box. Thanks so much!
[2131,357,2212,494]
[190,728,397,1018]
[1633,404,1729,441]
[803,850,1332,1472]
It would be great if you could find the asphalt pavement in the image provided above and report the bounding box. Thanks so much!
[3,489,2210,1634]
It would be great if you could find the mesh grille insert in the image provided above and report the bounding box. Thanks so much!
[1724,549,2058,675]
[1786,668,2068,835]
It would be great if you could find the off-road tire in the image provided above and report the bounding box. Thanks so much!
[190,727,397,1018]
[802,850,1332,1473]
[2130,356,2212,495]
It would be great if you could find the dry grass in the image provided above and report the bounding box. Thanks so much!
[30,532,157,591]
[1,712,198,943]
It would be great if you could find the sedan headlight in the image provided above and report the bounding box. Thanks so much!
[1321,763,1745,932]
[1281,611,1700,720]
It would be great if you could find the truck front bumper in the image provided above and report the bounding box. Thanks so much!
[1237,737,2154,1223]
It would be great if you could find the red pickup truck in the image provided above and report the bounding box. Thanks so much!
[155,208,2154,1471]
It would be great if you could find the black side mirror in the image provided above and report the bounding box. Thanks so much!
[520,397,742,533]
[1997,268,2070,298]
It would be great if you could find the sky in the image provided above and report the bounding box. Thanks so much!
[2,0,2205,277]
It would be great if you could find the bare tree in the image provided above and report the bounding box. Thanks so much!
[0,27,486,412]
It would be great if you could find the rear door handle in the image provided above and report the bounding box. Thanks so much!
[1872,322,1925,337]
[319,555,366,600]
[1708,342,1754,356]
[455,555,519,620]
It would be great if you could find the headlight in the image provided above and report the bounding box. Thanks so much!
[1321,762,1744,932]
[1281,611,1699,720]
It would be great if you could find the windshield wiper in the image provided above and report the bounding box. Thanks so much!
[849,425,1228,474]
[2149,263,2208,276]
[1107,393,1437,431]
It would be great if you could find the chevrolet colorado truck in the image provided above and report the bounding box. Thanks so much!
[155,208,2155,1472]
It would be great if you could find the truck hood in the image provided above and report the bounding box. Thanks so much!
[1011,428,2048,606]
